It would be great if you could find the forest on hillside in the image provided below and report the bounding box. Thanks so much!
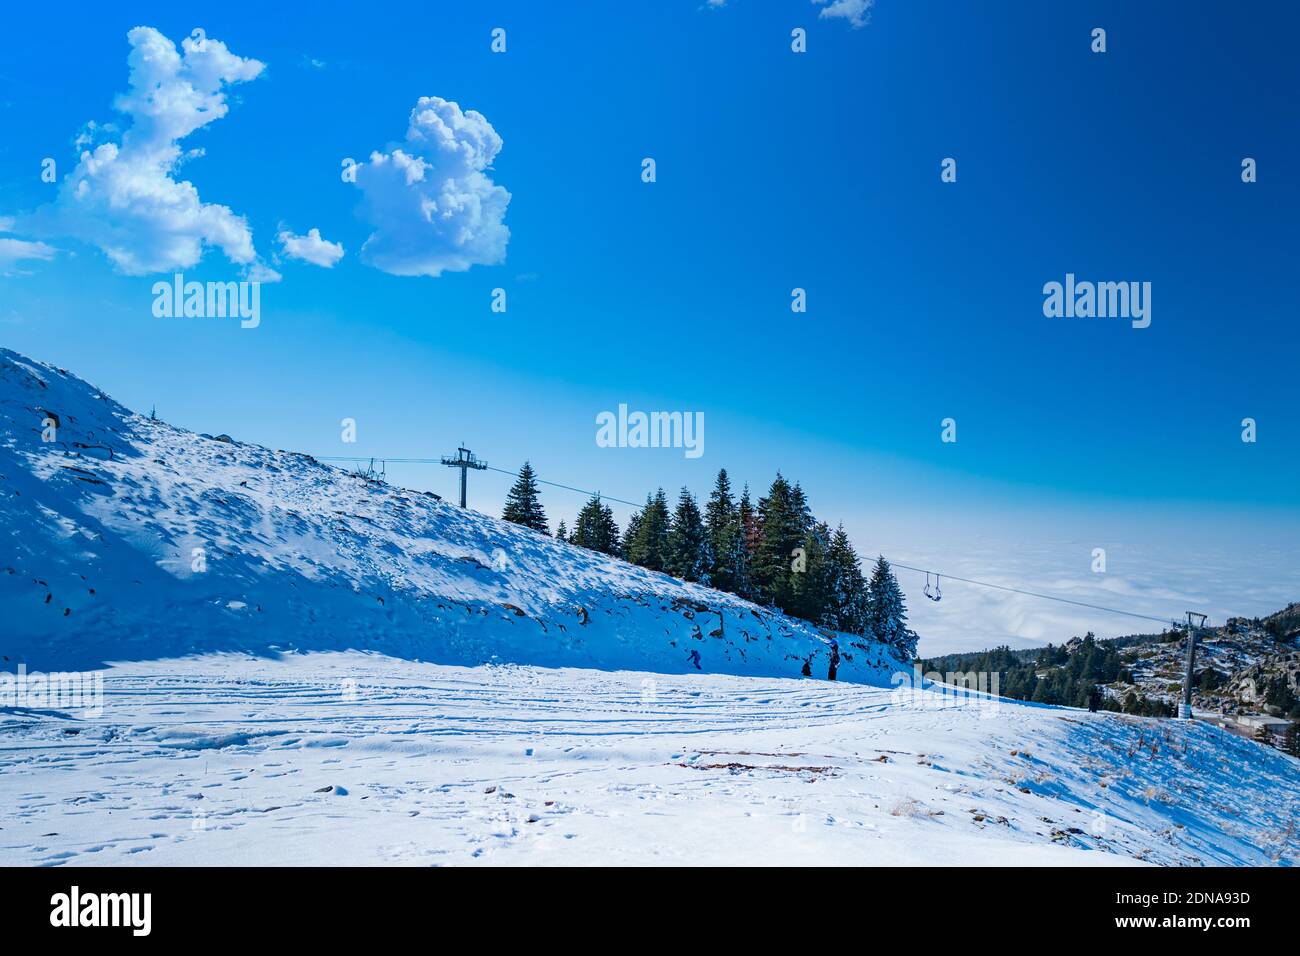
[501,462,917,658]
[921,635,1176,716]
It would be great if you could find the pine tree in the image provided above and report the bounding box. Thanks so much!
[825,524,868,633]
[790,521,832,626]
[571,494,620,556]
[866,556,914,656]
[603,501,621,556]
[667,487,710,583]
[790,481,813,537]
[571,498,597,550]
[619,509,642,559]
[623,489,671,571]
[703,469,737,591]
[733,484,759,601]
[555,519,567,542]
[754,473,803,611]
[501,461,548,533]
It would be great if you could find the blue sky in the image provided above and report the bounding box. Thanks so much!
[1,1,1297,652]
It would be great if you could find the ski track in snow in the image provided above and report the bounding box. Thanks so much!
[1,653,1296,867]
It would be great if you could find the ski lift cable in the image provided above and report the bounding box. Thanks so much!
[313,455,1180,627]
[314,456,643,508]
[885,560,1175,626]
[482,465,643,508]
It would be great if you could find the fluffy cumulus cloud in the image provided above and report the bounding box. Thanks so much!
[352,96,510,277]
[813,0,875,28]
[278,227,344,268]
[25,27,270,276]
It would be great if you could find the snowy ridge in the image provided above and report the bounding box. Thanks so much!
[0,349,904,680]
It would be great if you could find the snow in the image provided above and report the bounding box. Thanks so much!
[2,653,1296,866]
[2,348,1297,866]
[0,348,899,682]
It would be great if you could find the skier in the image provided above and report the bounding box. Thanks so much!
[687,649,702,670]
[1087,685,1101,713]
[801,659,812,677]
[827,639,840,681]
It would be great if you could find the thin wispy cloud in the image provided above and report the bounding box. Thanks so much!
[706,0,876,28]
[0,236,57,274]
[813,0,875,28]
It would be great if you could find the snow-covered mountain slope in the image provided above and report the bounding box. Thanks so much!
[0,349,903,680]
[2,350,1297,868]
[2,653,1296,866]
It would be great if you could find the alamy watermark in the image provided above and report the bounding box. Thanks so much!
[890,665,1001,716]
[1,664,104,717]
[152,273,261,329]
[1042,273,1150,329]
[50,886,150,936]
[596,403,704,459]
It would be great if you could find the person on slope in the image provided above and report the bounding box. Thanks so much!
[687,649,702,670]
[1087,685,1101,713]
[827,639,840,682]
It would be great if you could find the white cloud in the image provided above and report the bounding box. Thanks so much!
[858,511,1300,657]
[813,0,875,28]
[246,261,282,284]
[0,237,57,274]
[710,1,873,29]
[24,26,270,276]
[73,119,120,152]
[278,227,344,268]
[352,96,511,277]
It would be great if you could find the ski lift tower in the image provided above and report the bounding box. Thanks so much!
[440,446,487,508]
[1180,611,1209,719]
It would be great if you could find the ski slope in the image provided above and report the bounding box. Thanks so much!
[0,348,901,680]
[1,348,1297,867]
[2,653,1297,866]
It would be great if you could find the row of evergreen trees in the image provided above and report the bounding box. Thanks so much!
[501,462,917,658]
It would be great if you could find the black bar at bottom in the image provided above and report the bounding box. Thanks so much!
[0,865,1281,941]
